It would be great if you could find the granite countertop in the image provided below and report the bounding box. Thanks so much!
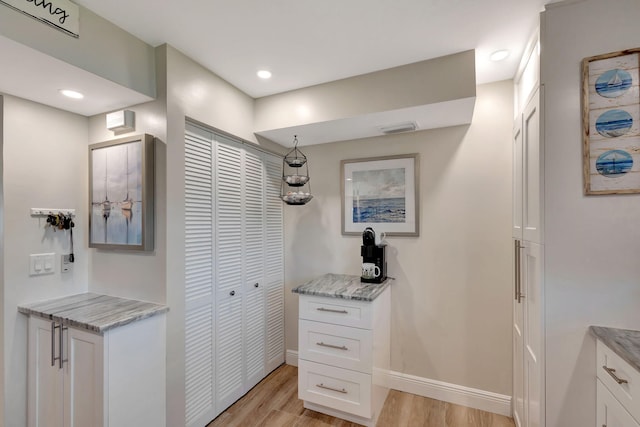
[590,325,640,373]
[292,273,392,301]
[18,293,169,335]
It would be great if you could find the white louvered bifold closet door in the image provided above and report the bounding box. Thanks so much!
[184,124,284,426]
[264,153,285,372]
[214,137,245,411]
[184,126,216,427]
[243,148,266,390]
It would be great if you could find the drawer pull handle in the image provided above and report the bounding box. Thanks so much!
[603,366,628,384]
[316,342,348,351]
[317,307,348,314]
[316,383,347,394]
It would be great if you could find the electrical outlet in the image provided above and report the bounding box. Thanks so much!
[61,254,73,273]
[29,253,55,276]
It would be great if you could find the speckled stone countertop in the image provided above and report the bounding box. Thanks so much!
[292,273,392,301]
[590,325,640,373]
[18,293,169,335]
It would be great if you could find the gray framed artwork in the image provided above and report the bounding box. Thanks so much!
[89,134,155,250]
[341,153,419,236]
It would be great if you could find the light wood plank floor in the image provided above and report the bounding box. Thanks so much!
[206,364,515,427]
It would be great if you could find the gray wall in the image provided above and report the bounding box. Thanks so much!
[283,81,514,395]
[541,0,640,425]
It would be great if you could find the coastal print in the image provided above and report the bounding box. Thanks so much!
[595,109,634,137]
[595,149,633,177]
[342,154,418,235]
[584,51,640,193]
[352,168,406,223]
[588,53,639,111]
[91,141,143,245]
[595,69,633,98]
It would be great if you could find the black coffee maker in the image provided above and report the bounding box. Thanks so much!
[360,227,387,283]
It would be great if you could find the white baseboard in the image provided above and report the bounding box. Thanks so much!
[286,349,299,367]
[385,370,511,417]
[285,349,511,417]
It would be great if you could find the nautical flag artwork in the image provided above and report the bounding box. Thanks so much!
[583,50,640,194]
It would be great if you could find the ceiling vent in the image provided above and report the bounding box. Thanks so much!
[379,121,418,135]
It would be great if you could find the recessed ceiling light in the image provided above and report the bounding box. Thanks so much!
[59,89,84,99]
[490,50,510,62]
[257,70,272,79]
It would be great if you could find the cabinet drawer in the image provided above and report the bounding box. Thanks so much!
[597,340,640,423]
[299,320,372,373]
[598,379,640,427]
[298,360,371,418]
[299,295,372,329]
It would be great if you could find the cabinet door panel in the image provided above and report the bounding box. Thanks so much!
[65,327,103,427]
[264,154,284,283]
[243,149,264,285]
[264,153,284,371]
[597,379,640,427]
[28,316,64,427]
[513,123,523,240]
[215,141,243,293]
[184,129,216,426]
[522,241,544,427]
[244,282,265,389]
[216,289,244,410]
[523,88,542,243]
[266,281,285,371]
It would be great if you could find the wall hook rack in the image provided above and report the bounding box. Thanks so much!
[30,208,76,217]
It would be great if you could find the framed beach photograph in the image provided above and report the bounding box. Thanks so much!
[341,154,419,236]
[582,48,640,195]
[89,134,155,250]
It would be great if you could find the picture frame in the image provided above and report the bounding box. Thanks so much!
[582,48,640,195]
[89,134,155,250]
[341,154,419,236]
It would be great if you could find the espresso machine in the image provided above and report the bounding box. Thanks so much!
[360,227,387,283]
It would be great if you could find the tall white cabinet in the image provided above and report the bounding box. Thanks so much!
[184,123,284,427]
[512,32,545,427]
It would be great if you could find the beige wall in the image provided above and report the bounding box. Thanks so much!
[162,44,283,426]
[284,80,514,394]
[541,1,640,426]
[0,6,155,98]
[87,45,168,304]
[255,50,476,131]
[2,94,89,426]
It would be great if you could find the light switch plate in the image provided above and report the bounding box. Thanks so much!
[29,253,55,276]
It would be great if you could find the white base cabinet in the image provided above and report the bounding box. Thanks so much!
[28,314,166,427]
[596,339,640,427]
[297,286,391,427]
[598,380,640,427]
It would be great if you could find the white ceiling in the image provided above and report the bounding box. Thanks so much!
[72,0,552,99]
